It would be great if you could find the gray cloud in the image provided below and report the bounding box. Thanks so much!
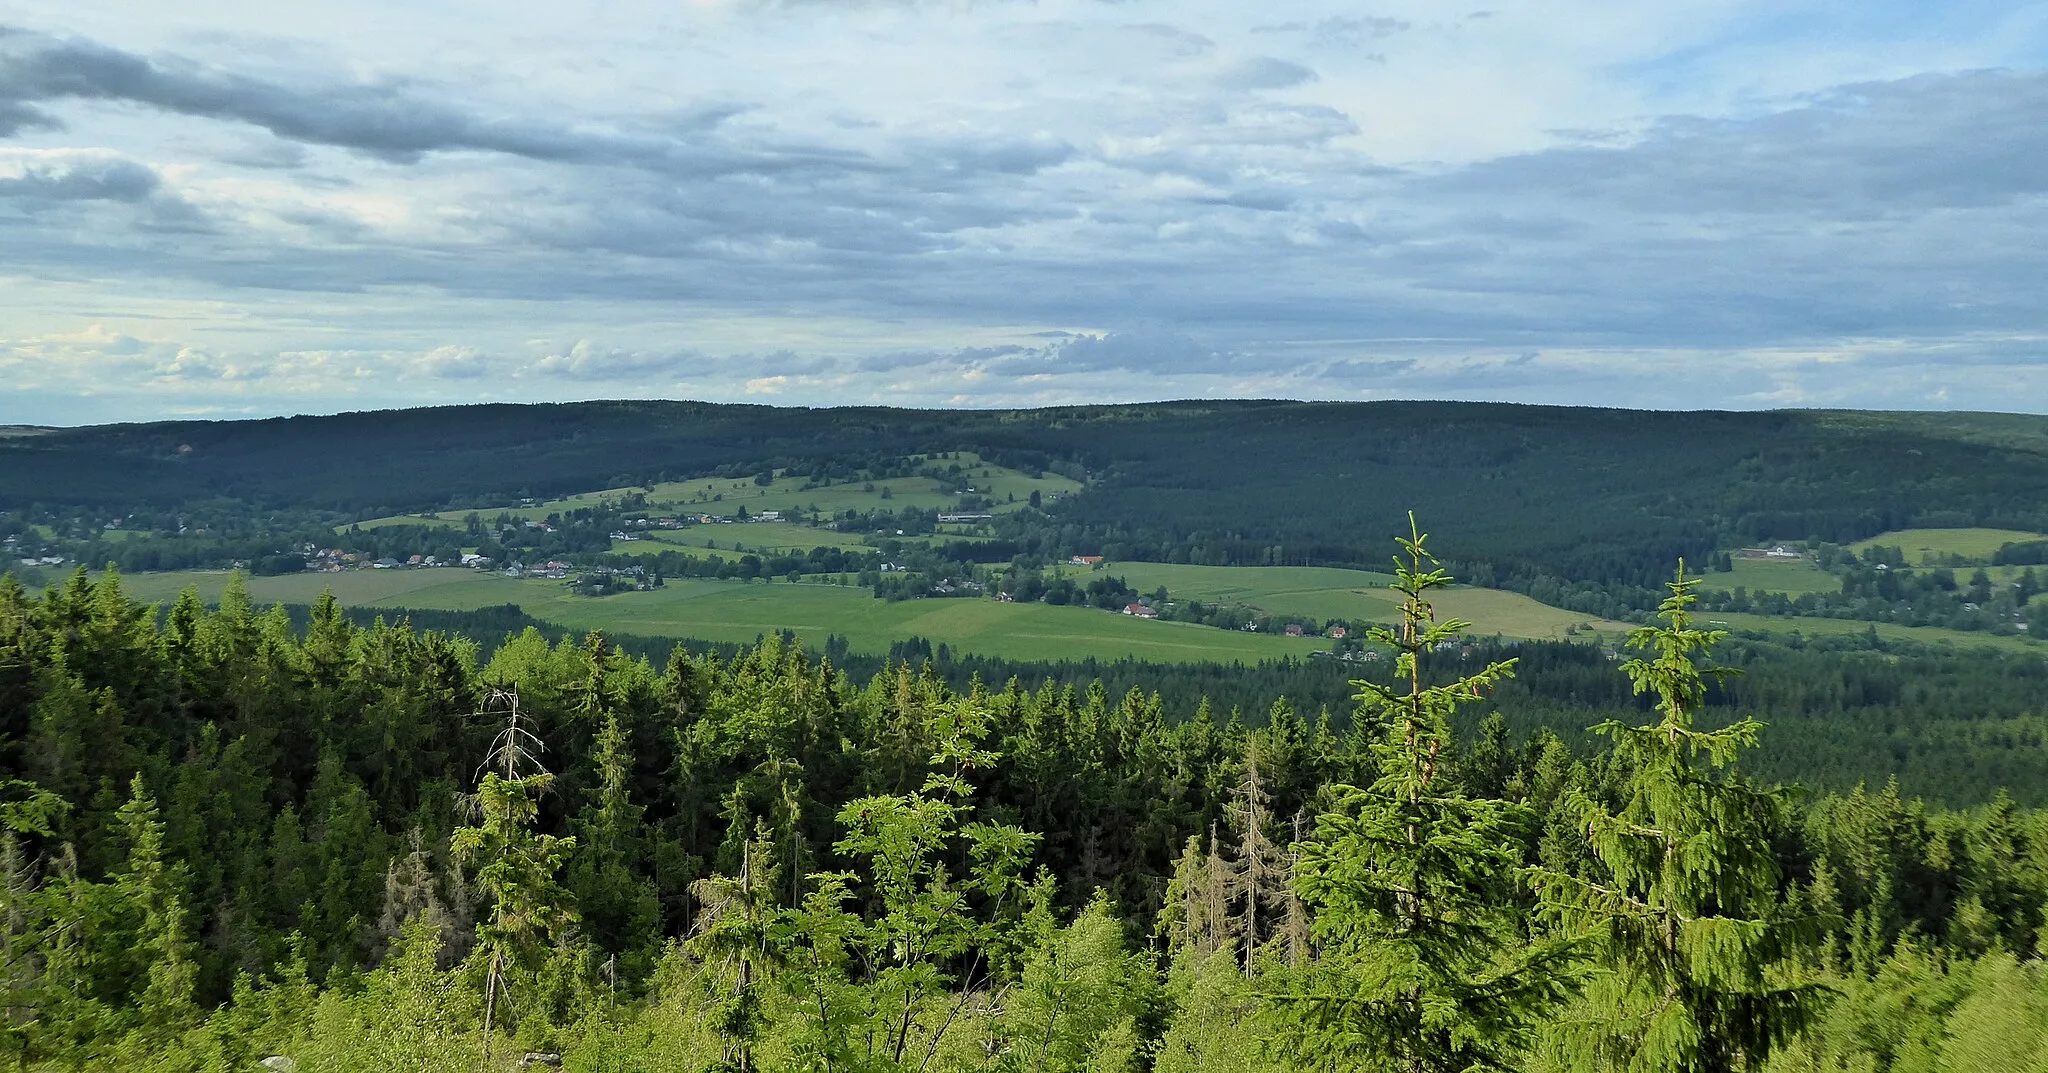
[0,28,845,180]
[1255,16,1411,47]
[1219,57,1319,90]
[1444,69,2048,214]
[530,342,716,382]
[7,11,2048,419]
[0,151,157,200]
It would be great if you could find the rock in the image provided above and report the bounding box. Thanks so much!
[259,1059,298,1073]
[518,1055,563,1069]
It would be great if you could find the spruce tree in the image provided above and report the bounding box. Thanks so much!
[452,689,579,1057]
[0,781,64,1062]
[111,775,197,1039]
[1532,564,1828,1073]
[569,709,659,970]
[1274,515,1580,1072]
[687,826,782,1073]
[1225,736,1288,970]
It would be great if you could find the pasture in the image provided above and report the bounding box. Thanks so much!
[636,523,870,557]
[1698,558,1842,595]
[76,563,2035,659]
[110,568,513,608]
[1848,528,2048,565]
[94,569,1322,663]
[482,581,1325,663]
[1699,611,2041,654]
[1096,562,1636,640]
[349,451,1081,534]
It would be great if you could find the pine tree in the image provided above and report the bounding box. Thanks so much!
[1532,564,1829,1073]
[1225,736,1285,971]
[687,826,782,1073]
[111,775,197,1039]
[570,708,660,972]
[1274,515,1581,1072]
[374,827,453,966]
[0,781,64,1061]
[451,688,580,1057]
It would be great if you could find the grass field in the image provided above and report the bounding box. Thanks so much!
[1697,558,1843,595]
[1848,528,2048,565]
[1700,611,2043,653]
[1097,562,1637,640]
[112,568,514,608]
[99,569,1319,663]
[479,582,1325,663]
[95,559,1633,658]
[636,523,871,557]
[351,452,1081,534]
[79,564,2040,658]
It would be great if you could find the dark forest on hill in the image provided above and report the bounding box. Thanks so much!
[8,401,2048,606]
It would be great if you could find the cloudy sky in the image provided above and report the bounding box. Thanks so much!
[4,1,2047,424]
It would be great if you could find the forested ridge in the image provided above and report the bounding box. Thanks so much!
[9,401,2048,603]
[7,537,2048,1071]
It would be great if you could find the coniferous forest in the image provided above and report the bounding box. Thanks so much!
[6,522,2048,1072]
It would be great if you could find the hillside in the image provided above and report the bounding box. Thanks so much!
[8,401,2048,596]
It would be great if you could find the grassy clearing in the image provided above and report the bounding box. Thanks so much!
[1698,558,1843,595]
[96,569,1320,663]
[635,523,870,557]
[91,558,2040,658]
[479,582,1323,663]
[111,568,515,608]
[350,452,1081,533]
[1699,611,2043,654]
[1100,562,1634,641]
[1430,588,1637,641]
[1848,528,2048,565]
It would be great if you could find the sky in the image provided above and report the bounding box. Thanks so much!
[4,1,2048,425]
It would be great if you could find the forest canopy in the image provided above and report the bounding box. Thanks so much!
[2,528,2047,1070]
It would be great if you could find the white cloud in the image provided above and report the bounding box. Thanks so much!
[3,1,2048,421]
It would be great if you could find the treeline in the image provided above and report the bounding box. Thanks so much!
[11,401,2048,606]
[7,555,2048,1069]
[302,600,2048,808]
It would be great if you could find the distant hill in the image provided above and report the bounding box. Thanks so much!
[7,400,2048,591]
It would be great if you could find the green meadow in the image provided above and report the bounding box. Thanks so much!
[1698,557,1843,595]
[350,452,1080,532]
[1100,562,1636,640]
[1699,610,2041,653]
[484,582,1325,663]
[66,562,2038,659]
[635,522,871,557]
[1848,528,2048,565]
[110,568,514,608]
[96,569,1319,663]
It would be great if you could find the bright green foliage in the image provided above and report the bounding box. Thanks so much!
[569,707,661,975]
[1154,949,1292,1073]
[687,828,783,1072]
[1535,564,1827,1073]
[111,775,197,1039]
[1273,515,1581,1071]
[451,694,581,1054]
[998,893,1156,1073]
[7,531,2048,1071]
[299,918,485,1073]
[780,699,1042,1070]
